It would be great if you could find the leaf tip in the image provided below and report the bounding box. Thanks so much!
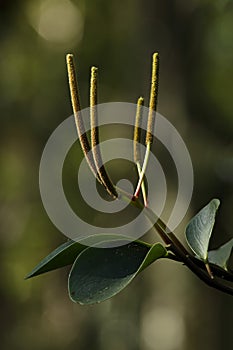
[210,198,220,210]
[24,270,35,280]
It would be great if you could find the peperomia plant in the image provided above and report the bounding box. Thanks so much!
[26,53,233,305]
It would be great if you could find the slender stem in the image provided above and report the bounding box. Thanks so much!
[147,209,233,296]
[119,184,233,286]
[66,54,101,182]
[117,186,233,296]
[134,144,151,198]
[136,162,148,206]
[90,66,118,198]
[205,262,214,279]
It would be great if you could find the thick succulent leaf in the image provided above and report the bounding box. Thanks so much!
[185,199,220,261]
[208,238,233,271]
[25,234,148,279]
[68,240,167,305]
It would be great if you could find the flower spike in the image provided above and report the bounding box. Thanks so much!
[134,52,159,199]
[90,66,118,198]
[133,97,148,206]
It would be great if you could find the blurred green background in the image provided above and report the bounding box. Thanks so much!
[0,0,233,349]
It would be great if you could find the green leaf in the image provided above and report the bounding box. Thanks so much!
[25,234,148,279]
[208,238,233,271]
[68,240,167,305]
[25,240,86,279]
[185,199,220,261]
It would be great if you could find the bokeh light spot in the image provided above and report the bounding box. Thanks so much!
[27,0,84,45]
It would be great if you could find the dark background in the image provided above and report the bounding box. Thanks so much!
[0,0,232,349]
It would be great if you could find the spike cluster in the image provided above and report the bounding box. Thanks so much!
[133,52,159,201]
[66,54,117,199]
[66,52,160,205]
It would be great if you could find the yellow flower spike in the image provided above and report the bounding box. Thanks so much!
[90,66,118,199]
[134,52,159,200]
[133,97,148,206]
[66,54,101,182]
